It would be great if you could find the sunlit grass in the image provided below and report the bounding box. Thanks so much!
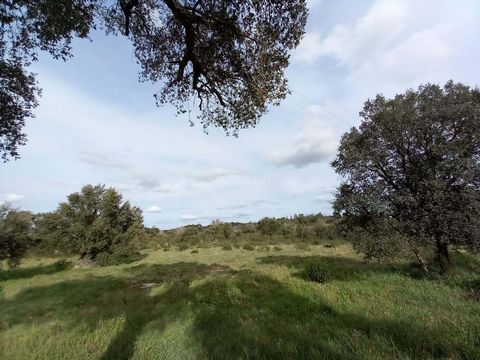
[1,245,479,359]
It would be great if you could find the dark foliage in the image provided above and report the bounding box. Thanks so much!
[95,247,144,266]
[333,81,480,272]
[34,184,144,263]
[0,0,97,160]
[1,0,308,160]
[0,60,40,160]
[0,204,33,268]
[139,213,340,250]
[304,260,328,283]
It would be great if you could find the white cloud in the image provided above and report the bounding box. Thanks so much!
[293,0,480,91]
[364,25,453,86]
[267,105,339,168]
[145,205,163,213]
[135,175,173,193]
[294,33,325,64]
[216,204,247,210]
[78,151,129,170]
[181,213,201,221]
[0,193,25,204]
[187,167,245,183]
[233,212,251,218]
[295,0,408,66]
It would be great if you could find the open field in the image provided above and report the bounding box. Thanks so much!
[1,244,480,360]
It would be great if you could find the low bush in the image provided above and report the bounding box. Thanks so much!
[95,249,144,266]
[305,260,329,283]
[243,245,255,251]
[222,244,233,250]
[273,245,283,251]
[177,244,190,251]
[191,249,199,254]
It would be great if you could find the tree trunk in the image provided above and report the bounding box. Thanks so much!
[436,241,450,273]
[415,251,429,273]
[407,239,429,273]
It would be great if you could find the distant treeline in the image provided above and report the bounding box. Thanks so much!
[142,213,342,251]
[0,184,342,269]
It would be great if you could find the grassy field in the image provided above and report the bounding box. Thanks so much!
[1,244,479,359]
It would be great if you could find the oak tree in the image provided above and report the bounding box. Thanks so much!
[36,184,144,263]
[1,0,308,160]
[0,204,33,268]
[333,81,480,272]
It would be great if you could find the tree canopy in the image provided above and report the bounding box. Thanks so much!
[1,0,308,160]
[34,184,144,263]
[0,204,33,268]
[332,81,480,272]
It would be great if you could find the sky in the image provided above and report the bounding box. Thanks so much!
[1,0,480,228]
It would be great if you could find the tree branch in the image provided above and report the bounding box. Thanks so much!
[162,0,226,106]
[120,0,139,36]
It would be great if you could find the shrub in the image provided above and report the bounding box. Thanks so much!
[163,247,170,252]
[305,260,329,283]
[208,220,233,241]
[222,244,233,250]
[243,245,255,251]
[240,223,256,234]
[177,243,190,251]
[257,217,279,236]
[95,248,144,266]
[295,224,309,240]
[0,205,33,268]
[313,223,339,241]
[280,223,294,238]
[273,245,283,251]
[191,249,199,254]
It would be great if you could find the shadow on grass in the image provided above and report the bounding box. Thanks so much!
[184,271,462,359]
[0,261,477,359]
[258,252,480,305]
[0,260,72,281]
[0,262,232,359]
[257,254,431,281]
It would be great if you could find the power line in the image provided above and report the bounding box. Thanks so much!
[290,87,352,128]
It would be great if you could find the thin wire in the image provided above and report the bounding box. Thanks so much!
[290,87,352,127]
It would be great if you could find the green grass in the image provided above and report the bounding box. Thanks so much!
[1,245,479,359]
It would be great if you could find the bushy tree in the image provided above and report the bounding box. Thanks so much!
[33,211,69,253]
[1,0,308,160]
[220,222,233,240]
[333,81,480,272]
[0,204,33,268]
[37,184,144,262]
[257,217,279,237]
[208,219,233,241]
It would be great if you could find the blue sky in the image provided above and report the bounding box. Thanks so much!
[1,0,480,228]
